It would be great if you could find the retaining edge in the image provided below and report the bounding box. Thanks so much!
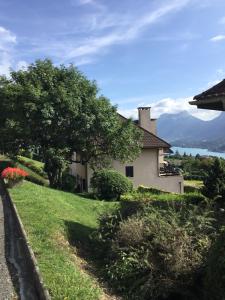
[1,180,51,300]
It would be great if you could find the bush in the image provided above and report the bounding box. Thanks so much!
[202,158,225,199]
[137,185,168,195]
[184,185,200,193]
[94,201,215,300]
[204,229,225,300]
[0,159,15,172]
[91,169,133,200]
[16,156,47,178]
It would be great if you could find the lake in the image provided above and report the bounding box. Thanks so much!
[171,146,225,159]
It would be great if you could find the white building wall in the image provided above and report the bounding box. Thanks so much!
[86,149,183,194]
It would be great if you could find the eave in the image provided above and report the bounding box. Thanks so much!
[189,97,225,111]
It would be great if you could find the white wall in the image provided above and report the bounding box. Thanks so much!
[86,149,183,194]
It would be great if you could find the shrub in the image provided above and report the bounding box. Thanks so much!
[91,169,133,200]
[204,229,225,300]
[137,185,168,194]
[94,201,215,300]
[0,159,15,173]
[16,156,47,178]
[202,158,225,199]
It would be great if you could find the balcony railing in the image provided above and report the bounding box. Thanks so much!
[159,165,181,176]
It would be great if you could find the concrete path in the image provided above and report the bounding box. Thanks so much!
[0,182,40,300]
[0,189,16,300]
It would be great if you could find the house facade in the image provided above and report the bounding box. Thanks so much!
[70,107,184,194]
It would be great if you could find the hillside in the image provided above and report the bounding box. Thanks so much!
[157,111,225,152]
[10,181,118,300]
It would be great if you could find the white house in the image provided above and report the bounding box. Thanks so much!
[70,107,184,194]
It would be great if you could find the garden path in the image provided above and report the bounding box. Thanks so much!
[0,187,16,299]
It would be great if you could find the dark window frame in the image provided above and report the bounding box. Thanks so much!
[125,166,134,177]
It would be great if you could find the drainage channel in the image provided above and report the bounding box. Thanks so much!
[0,182,41,300]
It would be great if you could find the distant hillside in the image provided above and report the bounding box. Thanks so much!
[157,111,225,152]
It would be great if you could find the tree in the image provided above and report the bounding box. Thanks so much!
[202,158,225,199]
[0,59,142,187]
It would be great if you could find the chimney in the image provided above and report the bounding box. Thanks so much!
[138,107,157,135]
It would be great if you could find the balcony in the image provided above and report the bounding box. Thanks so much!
[159,165,181,176]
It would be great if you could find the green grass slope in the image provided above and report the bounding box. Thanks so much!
[10,181,118,300]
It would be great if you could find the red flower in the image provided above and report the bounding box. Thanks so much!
[1,167,28,180]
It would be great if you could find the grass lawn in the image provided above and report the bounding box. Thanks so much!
[10,181,118,300]
[184,180,203,188]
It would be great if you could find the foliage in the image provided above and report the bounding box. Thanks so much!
[1,167,28,180]
[203,228,225,300]
[0,156,48,186]
[61,172,76,193]
[0,157,14,173]
[0,59,142,188]
[10,181,118,300]
[94,200,215,300]
[121,189,206,206]
[1,167,28,187]
[202,158,225,199]
[16,155,46,177]
[137,185,168,194]
[167,153,215,180]
[91,169,133,200]
[184,185,200,193]
[43,148,69,188]
[184,180,203,194]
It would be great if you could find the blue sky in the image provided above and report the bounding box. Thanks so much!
[1,0,225,120]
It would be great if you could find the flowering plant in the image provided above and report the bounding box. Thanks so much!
[1,167,28,187]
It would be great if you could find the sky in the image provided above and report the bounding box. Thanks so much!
[1,0,225,120]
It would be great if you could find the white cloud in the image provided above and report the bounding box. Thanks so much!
[16,60,28,71]
[71,0,105,11]
[210,35,225,42]
[79,0,94,4]
[0,26,16,47]
[118,97,221,121]
[54,0,192,63]
[0,26,17,75]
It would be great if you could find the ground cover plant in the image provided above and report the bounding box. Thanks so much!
[10,181,118,300]
[93,190,224,300]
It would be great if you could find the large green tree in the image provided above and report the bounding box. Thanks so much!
[0,59,142,187]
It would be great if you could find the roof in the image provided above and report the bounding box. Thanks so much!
[190,79,225,111]
[194,79,225,100]
[118,114,171,149]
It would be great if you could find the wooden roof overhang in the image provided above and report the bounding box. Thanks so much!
[189,79,225,111]
[189,96,225,111]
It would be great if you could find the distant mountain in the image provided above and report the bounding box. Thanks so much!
[157,111,225,152]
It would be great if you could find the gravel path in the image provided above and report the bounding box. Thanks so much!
[0,190,16,300]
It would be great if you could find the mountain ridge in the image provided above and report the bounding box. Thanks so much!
[157,111,225,152]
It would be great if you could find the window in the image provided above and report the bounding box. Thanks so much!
[125,166,134,177]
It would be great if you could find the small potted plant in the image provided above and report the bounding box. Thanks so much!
[1,167,28,188]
